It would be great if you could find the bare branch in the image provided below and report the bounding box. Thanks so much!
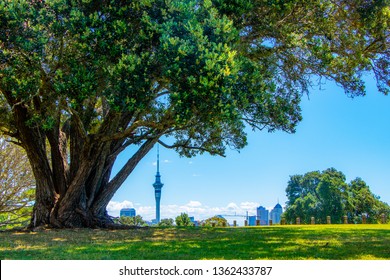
[241,117,269,131]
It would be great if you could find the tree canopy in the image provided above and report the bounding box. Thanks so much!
[0,0,389,228]
[117,215,147,227]
[175,212,193,226]
[284,168,390,224]
[158,218,174,227]
[202,215,228,227]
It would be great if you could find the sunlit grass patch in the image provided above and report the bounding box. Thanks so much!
[0,224,389,260]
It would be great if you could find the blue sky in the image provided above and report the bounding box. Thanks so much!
[107,75,390,223]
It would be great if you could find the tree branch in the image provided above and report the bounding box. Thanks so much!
[241,117,270,131]
[157,139,226,157]
[68,107,88,141]
[92,137,160,214]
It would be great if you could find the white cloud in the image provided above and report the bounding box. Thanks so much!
[106,200,134,216]
[227,202,240,211]
[152,159,171,166]
[240,202,259,210]
[187,201,202,207]
[137,206,154,218]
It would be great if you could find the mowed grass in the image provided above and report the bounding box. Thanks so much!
[0,224,389,260]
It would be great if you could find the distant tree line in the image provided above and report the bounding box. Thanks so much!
[284,168,390,224]
[116,215,148,227]
[115,213,230,227]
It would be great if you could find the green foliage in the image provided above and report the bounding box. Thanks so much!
[0,206,33,230]
[202,215,229,227]
[175,212,193,226]
[2,0,385,161]
[158,218,174,227]
[284,168,390,224]
[238,0,390,96]
[118,215,147,227]
[348,178,390,223]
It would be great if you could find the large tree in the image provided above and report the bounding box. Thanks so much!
[347,178,390,223]
[284,168,390,224]
[0,0,389,228]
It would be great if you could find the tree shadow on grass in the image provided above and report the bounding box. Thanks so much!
[0,225,389,260]
[128,226,390,260]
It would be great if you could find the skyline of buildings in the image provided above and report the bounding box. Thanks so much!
[120,140,285,226]
[119,202,284,226]
[248,203,283,226]
[119,146,284,226]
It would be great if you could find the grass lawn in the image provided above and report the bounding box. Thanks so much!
[0,224,389,260]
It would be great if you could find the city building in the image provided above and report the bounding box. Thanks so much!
[270,203,283,224]
[256,206,269,225]
[248,215,257,226]
[120,208,136,217]
[153,146,164,223]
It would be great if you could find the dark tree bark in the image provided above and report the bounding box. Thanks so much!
[6,92,160,228]
[11,103,56,228]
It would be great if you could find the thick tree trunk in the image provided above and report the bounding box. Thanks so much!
[92,138,157,217]
[26,138,157,229]
[25,138,57,228]
[10,102,57,228]
[7,92,159,229]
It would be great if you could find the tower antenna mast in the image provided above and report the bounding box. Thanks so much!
[153,144,164,223]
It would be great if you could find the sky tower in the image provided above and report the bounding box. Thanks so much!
[153,145,164,223]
